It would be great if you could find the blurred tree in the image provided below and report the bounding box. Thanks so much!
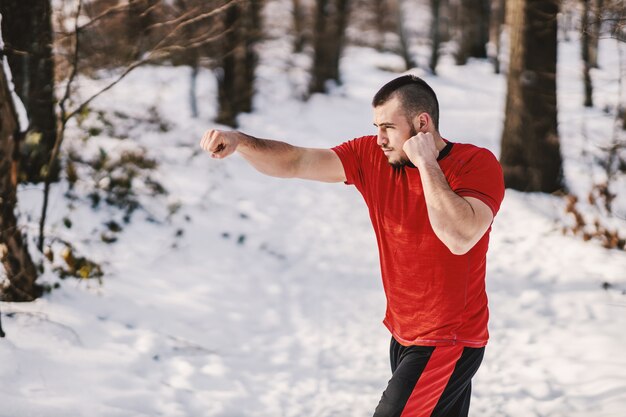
[500,0,563,192]
[0,36,41,301]
[372,0,389,51]
[455,0,490,64]
[242,0,263,114]
[215,0,262,126]
[488,0,505,73]
[39,0,238,250]
[581,0,594,107]
[0,303,4,336]
[439,0,453,44]
[395,0,416,71]
[0,0,58,184]
[588,0,603,68]
[309,0,351,94]
[76,0,162,70]
[216,2,240,126]
[430,0,442,73]
[171,0,204,118]
[127,0,159,60]
[292,0,308,53]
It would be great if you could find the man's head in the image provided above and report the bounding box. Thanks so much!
[372,75,440,167]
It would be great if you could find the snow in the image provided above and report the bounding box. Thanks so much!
[2,17,626,417]
[0,14,29,132]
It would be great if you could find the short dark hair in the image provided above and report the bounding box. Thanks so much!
[372,75,440,130]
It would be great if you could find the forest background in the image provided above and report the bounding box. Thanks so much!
[0,0,625,416]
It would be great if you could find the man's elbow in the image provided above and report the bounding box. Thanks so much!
[447,241,472,256]
[444,233,481,255]
[443,220,492,255]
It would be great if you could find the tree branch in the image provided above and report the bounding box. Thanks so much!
[39,0,83,252]
[78,2,129,32]
[150,0,239,52]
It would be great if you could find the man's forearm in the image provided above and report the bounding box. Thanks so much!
[236,133,304,178]
[417,160,477,254]
[201,129,346,183]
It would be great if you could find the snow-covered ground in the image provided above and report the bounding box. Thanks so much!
[1,20,625,417]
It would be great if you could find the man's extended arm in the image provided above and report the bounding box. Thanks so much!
[403,133,494,255]
[200,129,346,183]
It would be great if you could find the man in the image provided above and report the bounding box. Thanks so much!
[200,75,505,417]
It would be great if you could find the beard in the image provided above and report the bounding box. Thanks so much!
[389,157,410,169]
[386,124,417,169]
[382,149,411,169]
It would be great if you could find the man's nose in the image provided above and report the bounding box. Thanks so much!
[377,130,387,146]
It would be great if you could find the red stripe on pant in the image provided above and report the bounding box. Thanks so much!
[400,345,464,417]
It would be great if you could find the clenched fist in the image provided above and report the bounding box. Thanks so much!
[402,132,438,167]
[200,129,241,159]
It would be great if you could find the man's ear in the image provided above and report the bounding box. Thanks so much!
[412,113,431,133]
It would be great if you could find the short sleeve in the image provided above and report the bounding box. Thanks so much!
[331,136,373,189]
[452,149,505,216]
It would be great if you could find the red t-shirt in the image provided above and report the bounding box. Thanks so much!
[332,135,505,347]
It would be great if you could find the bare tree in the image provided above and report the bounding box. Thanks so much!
[582,0,594,107]
[371,0,388,51]
[309,0,351,94]
[489,0,505,73]
[39,0,240,252]
[439,0,453,43]
[0,16,41,301]
[215,0,263,126]
[500,0,563,192]
[127,0,160,59]
[430,0,442,74]
[455,0,490,65]
[395,0,416,71]
[0,0,58,184]
[170,0,206,119]
[589,0,604,68]
[292,0,308,53]
[0,303,5,336]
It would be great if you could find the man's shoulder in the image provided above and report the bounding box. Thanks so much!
[347,135,377,145]
[354,135,377,141]
[450,141,493,154]
[333,135,378,155]
[449,141,499,164]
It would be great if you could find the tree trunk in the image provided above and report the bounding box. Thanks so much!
[190,63,199,118]
[439,0,452,43]
[589,0,603,68]
[456,0,490,65]
[581,0,594,107]
[0,302,5,336]
[0,44,41,302]
[489,0,505,74]
[373,0,389,51]
[309,0,350,95]
[216,3,240,127]
[499,0,563,192]
[215,0,261,127]
[127,0,159,59]
[396,0,416,71]
[429,0,441,74]
[242,0,262,114]
[292,0,307,53]
[0,0,58,184]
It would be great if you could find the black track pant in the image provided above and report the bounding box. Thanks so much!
[373,337,485,417]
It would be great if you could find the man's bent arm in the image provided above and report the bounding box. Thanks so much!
[403,133,494,255]
[416,161,493,255]
[200,129,346,183]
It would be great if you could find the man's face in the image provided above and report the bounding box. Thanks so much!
[373,96,416,168]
